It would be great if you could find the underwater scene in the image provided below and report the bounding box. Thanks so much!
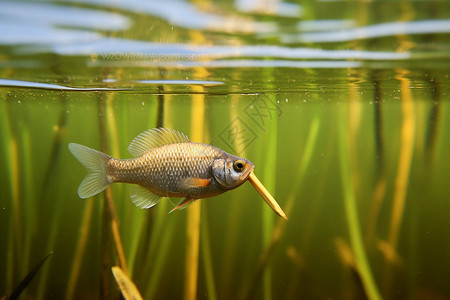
[1,0,450,299]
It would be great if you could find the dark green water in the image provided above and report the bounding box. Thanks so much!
[1,1,450,299]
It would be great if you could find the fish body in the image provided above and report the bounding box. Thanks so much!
[69,128,254,211]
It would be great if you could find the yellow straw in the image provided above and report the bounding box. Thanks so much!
[248,172,287,220]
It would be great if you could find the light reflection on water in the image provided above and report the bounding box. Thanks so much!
[0,2,127,45]
[283,19,450,43]
[1,0,449,74]
[62,0,278,33]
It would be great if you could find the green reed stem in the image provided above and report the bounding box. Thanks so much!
[244,208,288,300]
[112,97,143,277]
[8,252,52,300]
[245,116,320,300]
[219,94,248,297]
[291,117,320,197]
[101,94,128,273]
[261,94,278,300]
[0,98,15,293]
[124,207,146,279]
[201,213,217,300]
[425,74,441,162]
[388,70,415,249]
[156,87,165,127]
[128,95,163,278]
[339,105,381,300]
[141,95,172,298]
[19,127,33,291]
[97,92,128,299]
[116,99,142,274]
[66,198,94,300]
[381,70,415,296]
[141,200,168,271]
[184,92,206,300]
[36,98,69,300]
[144,214,177,299]
[298,111,335,265]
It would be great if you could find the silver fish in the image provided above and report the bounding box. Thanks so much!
[68,128,254,211]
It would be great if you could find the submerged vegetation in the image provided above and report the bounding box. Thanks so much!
[1,0,450,299]
[2,71,449,299]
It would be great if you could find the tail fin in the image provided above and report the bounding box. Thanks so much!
[68,143,112,199]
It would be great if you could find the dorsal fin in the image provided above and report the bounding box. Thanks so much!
[128,128,190,157]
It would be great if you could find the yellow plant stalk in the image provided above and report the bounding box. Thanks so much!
[112,266,143,300]
[248,172,287,220]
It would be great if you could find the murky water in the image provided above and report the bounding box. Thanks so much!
[1,1,450,299]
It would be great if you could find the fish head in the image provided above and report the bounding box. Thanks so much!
[212,155,255,190]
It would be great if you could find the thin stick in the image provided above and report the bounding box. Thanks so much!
[248,172,287,220]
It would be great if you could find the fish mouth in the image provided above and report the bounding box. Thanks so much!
[240,162,255,182]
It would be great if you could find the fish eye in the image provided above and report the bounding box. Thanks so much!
[233,160,245,172]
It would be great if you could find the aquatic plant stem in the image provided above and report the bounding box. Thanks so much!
[339,105,382,300]
[382,70,415,294]
[425,75,441,161]
[104,95,128,273]
[201,213,217,300]
[185,60,208,300]
[144,215,177,298]
[366,74,387,247]
[261,93,278,300]
[115,98,142,276]
[185,201,201,300]
[8,252,52,300]
[104,147,128,274]
[219,94,248,297]
[35,99,68,299]
[246,117,319,300]
[389,69,415,250]
[112,266,143,300]
[141,94,174,299]
[1,99,19,293]
[100,196,111,300]
[98,93,128,290]
[244,201,291,300]
[66,198,94,300]
[156,86,165,127]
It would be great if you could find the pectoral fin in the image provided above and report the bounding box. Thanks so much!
[180,178,211,189]
[169,198,195,213]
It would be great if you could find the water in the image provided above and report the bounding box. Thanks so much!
[1,0,450,299]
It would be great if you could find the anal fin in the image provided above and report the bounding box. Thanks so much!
[130,185,162,209]
[169,198,196,213]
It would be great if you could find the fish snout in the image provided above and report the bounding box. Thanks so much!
[240,160,254,181]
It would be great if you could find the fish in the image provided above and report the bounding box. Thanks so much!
[68,128,254,212]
